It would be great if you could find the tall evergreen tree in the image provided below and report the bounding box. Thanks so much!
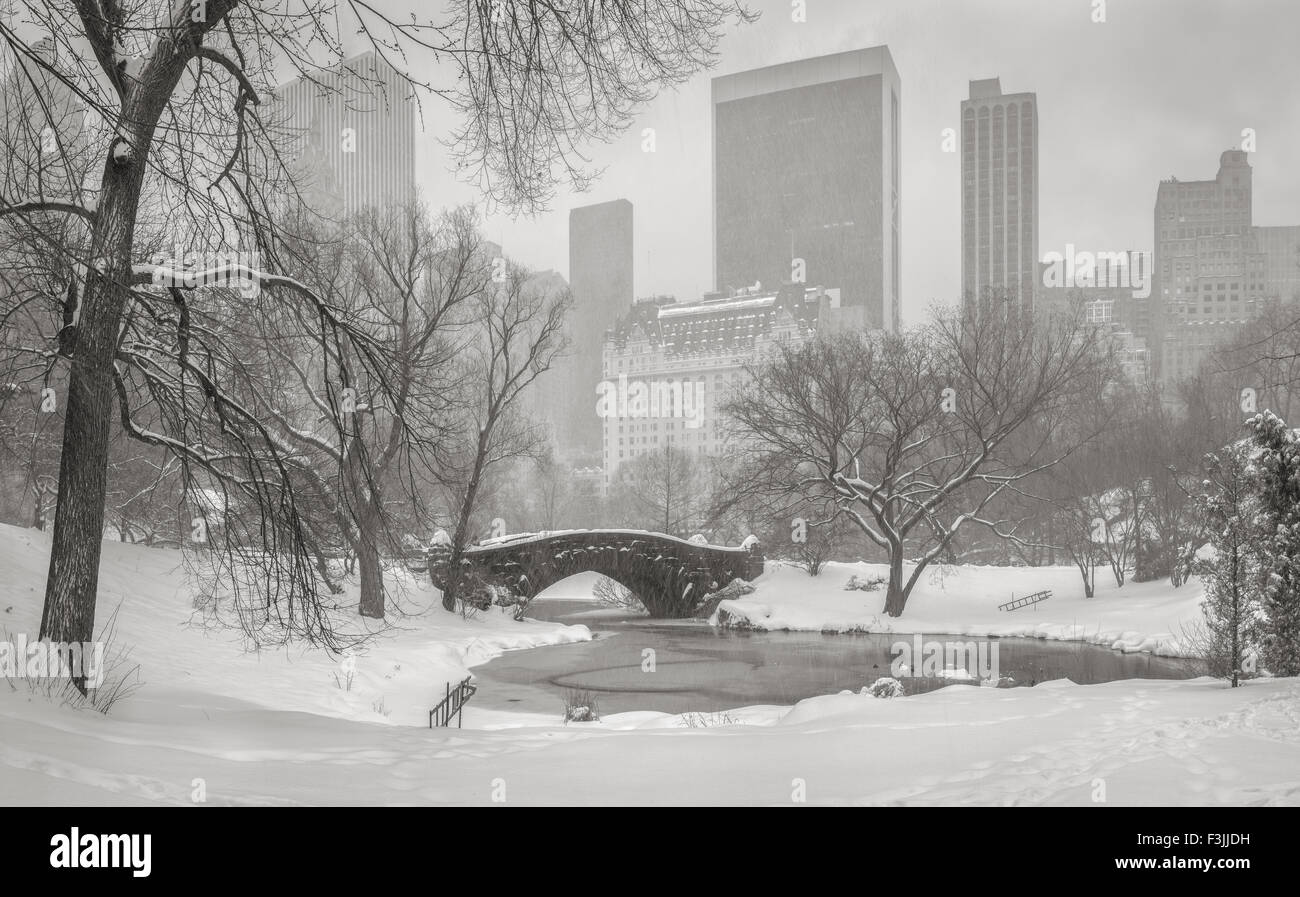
[1247,411,1300,676]
[1195,447,1262,686]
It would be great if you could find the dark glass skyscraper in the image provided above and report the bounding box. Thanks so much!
[712,46,901,332]
[554,198,634,453]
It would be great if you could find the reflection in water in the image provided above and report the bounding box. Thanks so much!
[471,597,1205,717]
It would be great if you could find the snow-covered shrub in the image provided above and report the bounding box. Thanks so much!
[688,533,709,545]
[927,563,957,590]
[679,710,738,727]
[490,584,521,607]
[709,578,755,601]
[699,578,756,618]
[562,688,600,723]
[861,676,904,698]
[713,604,759,631]
[845,573,886,592]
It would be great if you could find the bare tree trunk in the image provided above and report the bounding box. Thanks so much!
[39,151,146,671]
[357,509,383,618]
[344,435,386,617]
[664,443,671,534]
[884,545,907,617]
[1231,558,1240,688]
[444,428,490,611]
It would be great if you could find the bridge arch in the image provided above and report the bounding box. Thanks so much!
[430,530,764,618]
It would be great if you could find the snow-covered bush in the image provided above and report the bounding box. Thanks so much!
[862,676,904,698]
[845,573,886,592]
[679,710,738,727]
[700,578,756,618]
[562,688,600,723]
[713,604,759,631]
[707,578,755,601]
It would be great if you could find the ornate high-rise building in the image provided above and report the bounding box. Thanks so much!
[1154,150,1300,382]
[599,286,827,491]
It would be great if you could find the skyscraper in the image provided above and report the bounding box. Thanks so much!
[272,51,415,218]
[0,38,87,203]
[1154,149,1300,382]
[712,46,901,331]
[548,199,634,454]
[961,78,1039,312]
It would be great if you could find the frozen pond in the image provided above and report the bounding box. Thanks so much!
[470,578,1205,717]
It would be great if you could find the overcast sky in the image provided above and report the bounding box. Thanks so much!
[413,0,1300,325]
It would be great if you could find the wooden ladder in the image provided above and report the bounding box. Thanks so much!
[998,589,1052,612]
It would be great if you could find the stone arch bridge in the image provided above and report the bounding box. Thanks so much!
[429,530,764,618]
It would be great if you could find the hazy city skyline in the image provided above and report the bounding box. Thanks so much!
[398,0,1300,326]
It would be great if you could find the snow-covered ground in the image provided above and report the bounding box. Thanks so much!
[2,523,1297,805]
[0,524,589,730]
[713,560,1204,656]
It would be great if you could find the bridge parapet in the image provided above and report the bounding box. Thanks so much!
[428,529,765,618]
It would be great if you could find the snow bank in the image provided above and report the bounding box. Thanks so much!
[0,523,590,729]
[3,664,1296,805]
[712,560,1204,657]
[1,522,1297,806]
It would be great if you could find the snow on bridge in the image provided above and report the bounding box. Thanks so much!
[429,529,765,618]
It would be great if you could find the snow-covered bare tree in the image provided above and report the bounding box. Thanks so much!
[1211,301,1300,425]
[256,202,486,619]
[608,444,714,537]
[1037,374,1139,592]
[789,506,850,577]
[438,257,568,611]
[725,301,1115,616]
[0,0,756,668]
[1134,384,1223,586]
